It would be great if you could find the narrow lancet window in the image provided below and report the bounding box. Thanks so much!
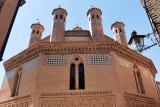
[78,63,85,89]
[134,71,140,93]
[137,71,145,94]
[133,64,145,94]
[70,64,76,90]
[11,72,21,97]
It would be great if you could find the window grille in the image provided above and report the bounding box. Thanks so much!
[87,54,112,65]
[45,57,65,65]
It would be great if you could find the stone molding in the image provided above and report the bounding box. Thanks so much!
[3,41,157,76]
[124,92,157,107]
[0,95,30,106]
[39,91,115,107]
[41,91,113,97]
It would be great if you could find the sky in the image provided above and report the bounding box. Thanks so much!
[0,0,160,87]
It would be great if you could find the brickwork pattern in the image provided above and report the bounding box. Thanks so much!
[40,91,115,107]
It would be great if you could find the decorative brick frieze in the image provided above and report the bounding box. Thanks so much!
[39,91,115,107]
[3,41,157,76]
[124,92,157,107]
[0,95,31,107]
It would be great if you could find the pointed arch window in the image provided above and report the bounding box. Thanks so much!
[69,62,85,90]
[70,64,76,90]
[11,71,22,97]
[79,63,85,89]
[133,65,145,94]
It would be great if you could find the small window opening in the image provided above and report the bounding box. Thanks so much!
[120,28,122,32]
[37,31,39,34]
[92,15,94,19]
[75,58,79,61]
[115,29,118,33]
[55,15,58,19]
[64,17,66,22]
[97,15,99,19]
[60,15,63,19]
[32,30,35,34]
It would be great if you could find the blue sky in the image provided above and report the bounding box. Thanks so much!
[0,0,160,87]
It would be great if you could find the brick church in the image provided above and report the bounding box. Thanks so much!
[0,7,160,107]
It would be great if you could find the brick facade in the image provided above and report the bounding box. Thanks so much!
[0,7,159,107]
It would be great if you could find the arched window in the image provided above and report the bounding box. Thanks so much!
[78,63,85,89]
[37,30,39,34]
[11,71,22,97]
[60,15,63,19]
[70,64,76,90]
[133,64,145,94]
[55,15,58,19]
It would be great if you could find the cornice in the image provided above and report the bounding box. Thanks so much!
[3,41,157,76]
